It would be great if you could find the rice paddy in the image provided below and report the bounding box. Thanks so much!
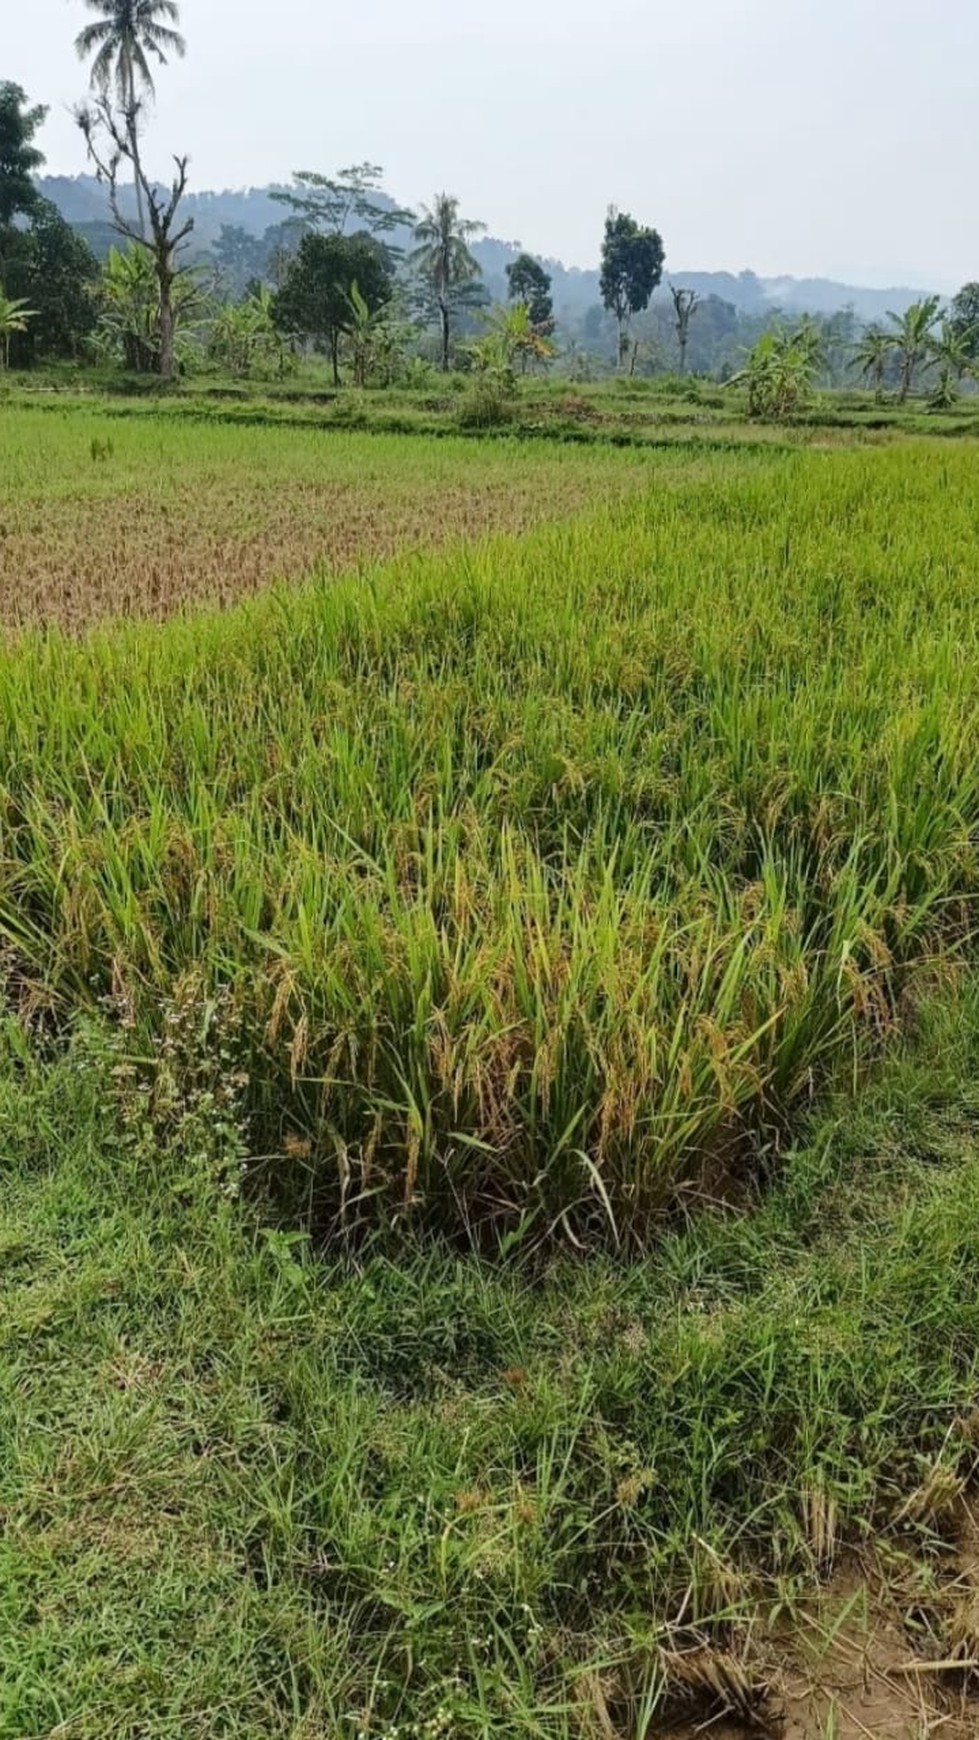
[0,404,658,632]
[4,400,979,1736]
[0,427,976,1237]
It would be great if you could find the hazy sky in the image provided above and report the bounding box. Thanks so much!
[9,0,979,287]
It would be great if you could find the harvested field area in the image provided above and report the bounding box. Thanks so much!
[0,404,657,631]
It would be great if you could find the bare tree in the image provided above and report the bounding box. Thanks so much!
[669,284,700,375]
[77,94,192,380]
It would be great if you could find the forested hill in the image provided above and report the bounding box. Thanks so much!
[39,173,928,322]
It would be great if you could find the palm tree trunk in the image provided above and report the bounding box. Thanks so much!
[120,56,147,241]
[900,353,912,402]
[130,121,147,241]
[439,297,450,372]
[158,262,176,381]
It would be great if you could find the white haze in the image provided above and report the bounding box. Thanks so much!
[9,0,978,288]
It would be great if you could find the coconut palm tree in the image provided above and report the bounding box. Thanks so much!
[409,193,485,371]
[886,296,942,403]
[0,292,36,368]
[851,326,893,402]
[74,1,186,235]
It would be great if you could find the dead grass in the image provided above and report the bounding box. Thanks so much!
[0,405,657,632]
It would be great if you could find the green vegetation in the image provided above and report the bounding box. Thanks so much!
[4,972,979,1737]
[0,431,977,1244]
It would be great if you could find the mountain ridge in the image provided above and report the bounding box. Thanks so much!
[37,174,935,322]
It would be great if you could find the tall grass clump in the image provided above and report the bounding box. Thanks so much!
[1,443,978,1240]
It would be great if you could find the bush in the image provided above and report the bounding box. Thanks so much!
[455,372,516,429]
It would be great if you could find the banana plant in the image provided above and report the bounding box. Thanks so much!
[0,291,37,368]
[851,326,893,401]
[885,296,942,401]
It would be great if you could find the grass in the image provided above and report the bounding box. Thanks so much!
[0,437,977,1235]
[3,981,979,1737]
[0,406,659,632]
[10,366,979,448]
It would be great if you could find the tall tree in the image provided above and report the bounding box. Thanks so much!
[78,94,193,380]
[948,283,979,364]
[4,206,99,363]
[600,207,665,368]
[505,253,554,336]
[0,82,46,229]
[886,295,942,402]
[409,194,485,371]
[74,0,186,236]
[272,164,414,259]
[271,231,394,385]
[669,283,699,374]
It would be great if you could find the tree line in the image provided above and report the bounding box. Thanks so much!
[3,1,978,402]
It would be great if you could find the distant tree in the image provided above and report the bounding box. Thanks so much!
[271,230,394,384]
[948,283,979,363]
[505,253,554,336]
[409,194,485,371]
[4,205,99,362]
[77,93,194,380]
[74,0,186,237]
[600,207,665,368]
[851,326,893,401]
[925,319,976,407]
[272,164,414,259]
[0,89,99,366]
[669,284,699,374]
[886,295,942,402]
[0,82,46,230]
[818,305,858,386]
[262,220,303,288]
[0,292,36,369]
[212,224,267,297]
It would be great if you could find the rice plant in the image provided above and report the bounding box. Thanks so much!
[0,435,975,1239]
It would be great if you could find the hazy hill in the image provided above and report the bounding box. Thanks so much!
[39,174,932,322]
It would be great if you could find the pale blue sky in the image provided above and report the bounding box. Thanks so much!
[9,0,978,286]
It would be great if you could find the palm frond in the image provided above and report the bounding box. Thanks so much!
[141,24,186,58]
[74,19,114,59]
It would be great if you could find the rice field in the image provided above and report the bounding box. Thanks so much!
[6,403,979,1736]
[0,404,659,632]
[1,424,976,1239]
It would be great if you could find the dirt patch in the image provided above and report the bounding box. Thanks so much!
[651,1495,979,1738]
